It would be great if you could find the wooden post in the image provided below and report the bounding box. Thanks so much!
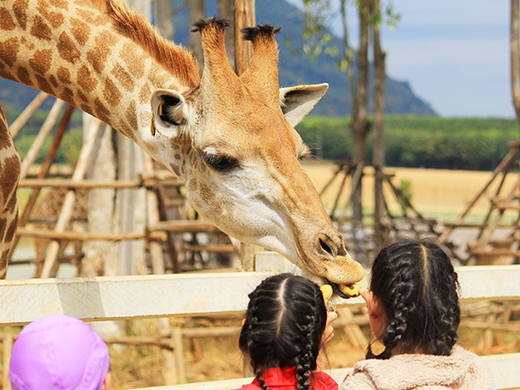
[372,0,387,248]
[234,0,262,271]
[234,0,255,75]
[9,92,49,138]
[40,119,103,278]
[10,105,74,262]
[2,333,13,390]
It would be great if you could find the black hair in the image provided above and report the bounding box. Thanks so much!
[239,273,327,390]
[367,240,460,359]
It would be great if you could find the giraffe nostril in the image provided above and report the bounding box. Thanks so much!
[319,237,334,257]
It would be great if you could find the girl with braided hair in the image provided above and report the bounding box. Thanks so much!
[235,273,339,390]
[341,240,493,390]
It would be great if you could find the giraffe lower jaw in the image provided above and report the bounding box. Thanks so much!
[327,280,362,299]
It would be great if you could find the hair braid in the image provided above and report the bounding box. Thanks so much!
[367,240,461,360]
[239,274,327,388]
[254,366,270,390]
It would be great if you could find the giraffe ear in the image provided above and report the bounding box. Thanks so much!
[151,89,191,143]
[279,83,329,127]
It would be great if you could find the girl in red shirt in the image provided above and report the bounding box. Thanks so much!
[236,273,338,390]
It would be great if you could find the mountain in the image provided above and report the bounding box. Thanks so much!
[0,0,436,116]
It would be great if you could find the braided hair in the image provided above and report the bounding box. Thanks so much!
[239,273,327,390]
[367,240,460,359]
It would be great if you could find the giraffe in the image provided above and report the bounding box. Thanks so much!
[0,101,20,279]
[0,0,364,292]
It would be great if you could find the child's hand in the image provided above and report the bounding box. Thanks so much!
[321,311,338,347]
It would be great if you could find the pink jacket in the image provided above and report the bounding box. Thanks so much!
[236,367,338,390]
[340,346,493,390]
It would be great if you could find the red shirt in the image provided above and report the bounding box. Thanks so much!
[235,367,338,390]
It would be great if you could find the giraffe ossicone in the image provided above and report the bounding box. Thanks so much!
[0,0,364,291]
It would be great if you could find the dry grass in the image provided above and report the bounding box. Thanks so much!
[303,160,519,220]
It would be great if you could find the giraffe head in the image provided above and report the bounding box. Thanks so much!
[149,19,364,291]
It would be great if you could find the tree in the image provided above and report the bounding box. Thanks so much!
[511,0,520,128]
[302,0,396,243]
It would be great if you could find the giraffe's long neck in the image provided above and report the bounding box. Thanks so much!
[0,101,20,278]
[0,0,196,159]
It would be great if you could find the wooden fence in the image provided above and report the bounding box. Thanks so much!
[0,252,519,389]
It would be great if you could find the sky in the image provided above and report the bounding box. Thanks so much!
[286,0,513,118]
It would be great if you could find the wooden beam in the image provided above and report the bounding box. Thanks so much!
[132,353,520,390]
[1,263,520,326]
[0,272,273,325]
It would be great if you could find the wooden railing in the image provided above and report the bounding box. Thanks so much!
[0,252,519,389]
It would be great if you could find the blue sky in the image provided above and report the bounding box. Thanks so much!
[286,0,513,118]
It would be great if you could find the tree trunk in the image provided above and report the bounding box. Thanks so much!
[218,0,236,69]
[155,0,174,40]
[511,0,520,127]
[373,0,387,246]
[351,0,370,225]
[340,0,356,125]
[188,0,205,66]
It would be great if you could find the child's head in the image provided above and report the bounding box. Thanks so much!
[239,273,327,390]
[9,314,110,390]
[366,240,460,359]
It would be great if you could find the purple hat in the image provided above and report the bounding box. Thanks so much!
[9,314,110,390]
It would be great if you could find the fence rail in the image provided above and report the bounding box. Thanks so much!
[1,252,519,389]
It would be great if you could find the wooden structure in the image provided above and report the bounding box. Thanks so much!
[0,252,518,389]
[440,141,520,265]
[320,162,439,264]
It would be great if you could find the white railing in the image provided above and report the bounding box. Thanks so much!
[1,252,519,389]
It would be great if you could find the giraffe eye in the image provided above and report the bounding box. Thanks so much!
[203,152,238,171]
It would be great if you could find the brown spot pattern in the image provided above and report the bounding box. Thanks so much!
[0,155,20,204]
[58,32,81,64]
[57,66,71,84]
[49,75,58,88]
[0,8,16,30]
[36,75,55,96]
[112,64,134,92]
[0,221,5,242]
[16,67,32,86]
[61,87,75,104]
[5,215,18,243]
[102,78,122,107]
[125,101,137,130]
[138,83,151,105]
[87,32,112,74]
[94,98,110,124]
[0,38,19,67]
[120,43,145,79]
[30,15,52,40]
[29,49,52,75]
[77,89,89,103]
[36,0,64,29]
[49,0,68,10]
[80,103,92,114]
[77,66,98,92]
[70,18,90,46]
[76,8,106,26]
[13,0,29,30]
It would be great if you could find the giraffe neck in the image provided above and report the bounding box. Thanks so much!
[0,0,195,173]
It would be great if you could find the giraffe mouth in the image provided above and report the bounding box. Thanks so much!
[327,280,362,299]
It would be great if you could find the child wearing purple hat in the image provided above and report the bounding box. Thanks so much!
[9,314,111,390]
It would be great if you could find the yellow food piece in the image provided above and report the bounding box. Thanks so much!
[339,283,362,297]
[320,285,333,305]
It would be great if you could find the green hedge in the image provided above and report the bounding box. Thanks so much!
[297,116,520,171]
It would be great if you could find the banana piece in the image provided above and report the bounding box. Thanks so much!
[320,285,333,305]
[339,283,362,298]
